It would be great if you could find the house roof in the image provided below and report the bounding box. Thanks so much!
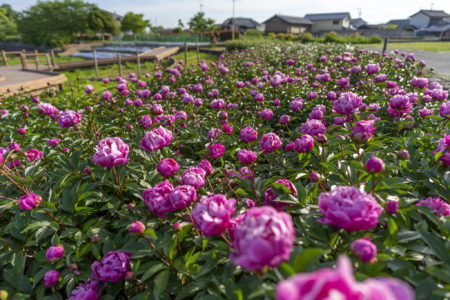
[410,10,450,18]
[263,14,313,25]
[304,12,351,21]
[222,17,261,27]
[423,23,450,32]
[387,19,412,26]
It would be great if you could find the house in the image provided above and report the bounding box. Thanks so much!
[350,18,367,29]
[416,24,450,37]
[304,12,351,33]
[409,10,450,29]
[263,14,313,34]
[222,17,262,33]
[387,19,415,30]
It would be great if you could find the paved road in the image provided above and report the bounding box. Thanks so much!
[0,65,54,87]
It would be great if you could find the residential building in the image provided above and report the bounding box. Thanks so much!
[222,17,263,33]
[350,18,367,29]
[263,14,313,34]
[304,12,351,33]
[409,10,450,29]
[387,19,415,30]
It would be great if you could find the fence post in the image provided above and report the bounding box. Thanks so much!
[50,50,57,67]
[117,54,122,77]
[382,37,389,55]
[93,49,99,77]
[1,50,7,66]
[20,53,27,70]
[46,54,53,71]
[196,34,200,64]
[34,50,40,70]
[184,40,187,66]
[136,49,141,78]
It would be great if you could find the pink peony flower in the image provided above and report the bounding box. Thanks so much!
[388,95,412,118]
[240,126,258,143]
[140,127,173,152]
[143,180,174,217]
[351,237,377,263]
[439,102,450,119]
[44,270,59,288]
[46,139,61,147]
[265,179,297,210]
[230,206,294,271]
[260,133,282,154]
[180,167,206,189]
[318,186,382,231]
[91,251,132,282]
[209,144,225,158]
[166,185,197,210]
[84,85,94,94]
[46,245,64,263]
[37,103,60,116]
[333,92,362,116]
[365,156,385,173]
[19,193,42,210]
[279,115,290,124]
[58,110,82,128]
[416,197,450,217]
[25,149,43,162]
[301,119,326,137]
[139,115,153,129]
[129,221,145,234]
[210,99,226,109]
[191,194,236,236]
[92,137,129,168]
[351,120,376,143]
[237,149,257,164]
[365,63,380,74]
[260,108,273,120]
[157,158,180,177]
[410,77,428,89]
[294,135,314,153]
[197,159,214,175]
[67,279,99,300]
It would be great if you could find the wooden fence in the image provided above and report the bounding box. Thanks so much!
[1,50,57,71]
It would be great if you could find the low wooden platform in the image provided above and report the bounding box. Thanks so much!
[0,65,67,97]
[54,46,180,70]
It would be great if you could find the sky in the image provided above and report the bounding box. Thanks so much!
[4,0,450,28]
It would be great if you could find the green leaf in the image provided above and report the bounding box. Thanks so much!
[418,229,450,264]
[153,269,169,299]
[141,263,166,281]
[292,248,324,272]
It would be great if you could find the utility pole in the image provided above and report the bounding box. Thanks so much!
[232,0,236,40]
[200,0,204,12]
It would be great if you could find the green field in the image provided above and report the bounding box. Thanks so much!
[353,41,450,52]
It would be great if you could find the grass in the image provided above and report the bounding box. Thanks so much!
[1,54,84,66]
[353,41,450,52]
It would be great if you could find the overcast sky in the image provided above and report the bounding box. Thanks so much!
[4,0,450,27]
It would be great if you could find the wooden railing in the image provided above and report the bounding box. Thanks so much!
[1,50,57,71]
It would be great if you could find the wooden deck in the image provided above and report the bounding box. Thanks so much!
[54,46,180,70]
[0,65,67,97]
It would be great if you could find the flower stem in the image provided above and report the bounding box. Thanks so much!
[186,207,201,237]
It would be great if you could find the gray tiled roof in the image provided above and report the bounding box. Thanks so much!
[304,12,350,21]
[222,17,261,27]
[411,10,450,18]
[424,23,450,32]
[263,14,313,25]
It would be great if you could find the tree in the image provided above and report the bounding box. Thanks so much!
[188,12,216,32]
[88,7,119,36]
[17,0,94,46]
[0,7,17,40]
[121,12,149,34]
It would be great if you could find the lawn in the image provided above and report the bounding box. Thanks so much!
[353,41,450,52]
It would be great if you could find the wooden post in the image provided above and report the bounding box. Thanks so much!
[117,54,122,77]
[34,50,40,70]
[93,49,99,77]
[1,50,7,66]
[136,49,141,78]
[50,50,57,67]
[382,37,389,55]
[20,53,28,70]
[46,54,53,71]
[184,40,187,66]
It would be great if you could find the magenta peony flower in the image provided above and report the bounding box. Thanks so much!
[351,237,377,263]
[237,149,257,164]
[197,159,214,175]
[46,138,61,147]
[260,133,282,154]
[410,77,428,89]
[365,156,385,173]
[46,245,64,263]
[294,135,314,153]
[37,103,60,116]
[91,251,132,282]
[44,270,59,288]
[397,149,410,160]
[19,193,41,210]
[143,180,174,217]
[416,197,450,217]
[419,108,433,118]
[289,99,304,111]
[58,110,82,128]
[386,200,399,214]
[265,179,297,210]
[318,186,382,231]
[240,126,258,143]
[210,99,226,109]
[25,148,43,162]
[129,221,145,234]
[166,184,197,210]
[260,108,273,120]
[191,194,235,236]
[92,137,129,168]
[388,95,412,118]
[333,92,362,116]
[279,115,290,124]
[140,127,173,152]
[301,119,326,137]
[365,63,380,74]
[275,255,414,300]
[68,280,99,300]
[351,120,376,143]
[180,167,206,189]
[157,158,180,177]
[139,115,153,129]
[439,102,450,119]
[210,144,225,158]
[230,206,294,271]
[84,85,94,94]
[17,128,26,135]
